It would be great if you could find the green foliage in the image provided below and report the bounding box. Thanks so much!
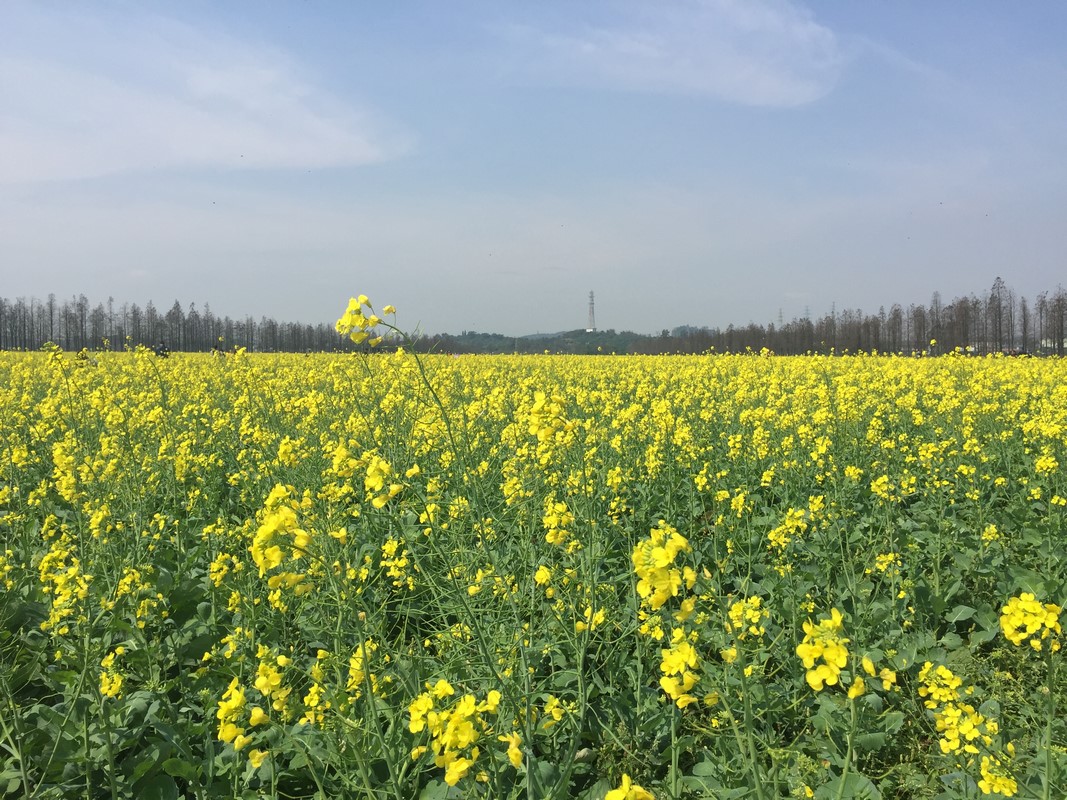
[0,338,1065,798]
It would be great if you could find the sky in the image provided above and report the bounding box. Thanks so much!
[2,1,1066,336]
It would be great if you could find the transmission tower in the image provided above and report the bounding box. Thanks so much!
[587,291,596,332]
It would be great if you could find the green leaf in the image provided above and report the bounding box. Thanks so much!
[968,627,998,647]
[534,759,562,791]
[883,711,905,734]
[418,779,462,799]
[945,605,975,623]
[691,758,718,777]
[576,778,613,799]
[854,731,887,750]
[939,631,964,650]
[162,758,197,781]
[137,774,179,800]
[815,771,881,800]
[1007,566,1047,595]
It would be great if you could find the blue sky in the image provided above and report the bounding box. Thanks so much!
[2,1,1065,336]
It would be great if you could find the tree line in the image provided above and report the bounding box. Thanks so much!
[651,277,1066,357]
[0,295,345,353]
[0,278,1064,355]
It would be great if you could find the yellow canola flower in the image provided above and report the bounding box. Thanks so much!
[576,606,606,633]
[408,694,434,733]
[335,296,390,345]
[443,754,475,786]
[918,662,962,708]
[499,732,523,768]
[542,694,568,729]
[407,686,501,787]
[879,667,897,691]
[632,521,693,611]
[978,748,1017,797]
[99,647,124,699]
[431,679,455,699]
[726,596,768,640]
[659,628,700,708]
[606,773,654,800]
[99,670,123,699]
[1000,593,1062,652]
[248,749,269,769]
[795,608,849,692]
[216,677,246,734]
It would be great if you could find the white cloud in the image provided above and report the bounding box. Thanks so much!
[499,0,841,107]
[0,7,409,183]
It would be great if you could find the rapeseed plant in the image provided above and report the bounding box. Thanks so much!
[795,609,849,692]
[4,305,1067,798]
[1000,593,1062,652]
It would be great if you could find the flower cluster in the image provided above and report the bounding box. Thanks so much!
[299,649,333,727]
[859,655,897,692]
[216,678,248,748]
[575,604,607,633]
[380,538,416,590]
[255,648,294,721]
[917,662,962,708]
[999,592,1062,652]
[918,662,1001,757]
[364,452,403,509]
[605,773,654,800]
[249,485,314,611]
[541,694,572,729]
[868,552,902,578]
[766,507,807,551]
[632,520,695,613]
[0,548,13,591]
[934,700,999,756]
[542,497,575,547]
[99,646,125,699]
[726,596,768,640]
[978,748,1018,797]
[527,391,568,442]
[38,543,91,634]
[632,521,702,706]
[335,295,394,346]
[408,680,505,786]
[795,609,850,692]
[1034,453,1059,475]
[659,628,700,708]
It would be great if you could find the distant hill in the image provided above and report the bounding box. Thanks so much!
[417,328,652,355]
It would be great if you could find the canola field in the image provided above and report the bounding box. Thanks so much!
[0,312,1065,799]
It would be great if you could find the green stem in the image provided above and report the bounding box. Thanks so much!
[721,695,761,796]
[1042,648,1055,800]
[670,710,680,800]
[83,704,91,800]
[836,696,858,800]
[739,660,767,800]
[100,698,119,800]
[0,691,32,799]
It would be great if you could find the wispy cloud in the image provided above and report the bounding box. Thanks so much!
[0,5,409,183]
[498,0,841,107]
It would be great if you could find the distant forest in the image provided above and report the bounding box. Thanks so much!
[1,278,1064,356]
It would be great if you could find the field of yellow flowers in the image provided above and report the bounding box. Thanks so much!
[0,301,1064,799]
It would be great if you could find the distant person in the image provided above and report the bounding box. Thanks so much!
[154,340,170,358]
